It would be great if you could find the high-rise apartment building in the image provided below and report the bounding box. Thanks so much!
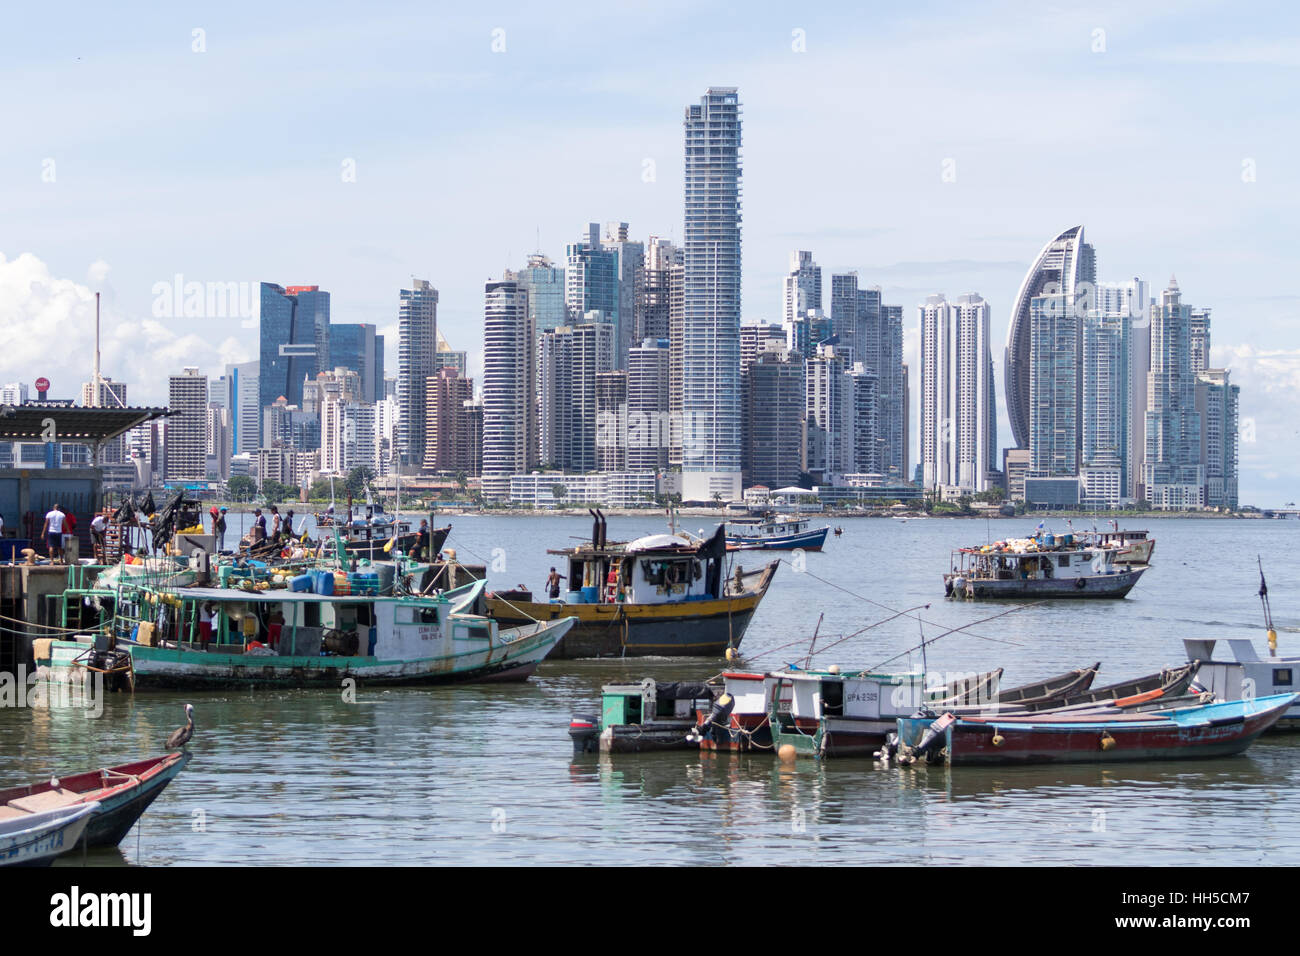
[783,251,822,325]
[1197,368,1239,510]
[481,274,535,500]
[626,338,671,472]
[397,279,438,468]
[805,343,855,480]
[165,368,208,484]
[1144,277,1205,509]
[423,367,477,475]
[538,320,614,473]
[681,87,743,501]
[601,222,644,368]
[919,293,995,493]
[641,238,679,343]
[1028,293,1080,478]
[744,343,806,489]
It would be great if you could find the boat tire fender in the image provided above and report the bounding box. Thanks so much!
[1075,578,1087,590]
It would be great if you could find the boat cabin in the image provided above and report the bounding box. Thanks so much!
[554,531,728,607]
[948,545,1120,583]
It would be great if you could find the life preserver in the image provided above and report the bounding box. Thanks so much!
[1075,578,1087,589]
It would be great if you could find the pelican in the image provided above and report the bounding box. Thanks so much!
[166,704,195,750]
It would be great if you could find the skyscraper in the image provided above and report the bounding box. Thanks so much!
[539,320,614,473]
[224,360,259,458]
[1029,293,1079,478]
[258,283,330,439]
[481,274,534,500]
[1005,226,1095,450]
[919,293,995,493]
[595,371,629,472]
[397,279,438,468]
[165,368,208,485]
[805,343,854,480]
[745,343,806,489]
[627,338,671,472]
[1144,277,1205,509]
[681,87,743,501]
[566,224,620,348]
[1197,367,1239,510]
[423,366,476,475]
[517,254,567,338]
[601,222,644,369]
[329,323,384,403]
[783,251,822,325]
[641,238,679,343]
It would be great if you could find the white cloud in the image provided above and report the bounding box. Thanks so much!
[0,252,251,405]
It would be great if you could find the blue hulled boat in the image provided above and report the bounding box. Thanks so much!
[725,514,829,551]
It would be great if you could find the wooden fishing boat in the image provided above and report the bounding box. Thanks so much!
[0,803,99,867]
[488,512,778,658]
[990,662,1099,706]
[945,535,1146,600]
[0,754,189,849]
[35,580,573,689]
[570,679,717,755]
[894,693,1297,766]
[725,514,829,551]
[1017,661,1198,712]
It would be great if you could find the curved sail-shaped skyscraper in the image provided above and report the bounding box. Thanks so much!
[1004,226,1095,448]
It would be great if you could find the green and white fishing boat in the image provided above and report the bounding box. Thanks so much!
[34,579,573,690]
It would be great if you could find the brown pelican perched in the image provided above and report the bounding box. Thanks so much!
[166,704,195,750]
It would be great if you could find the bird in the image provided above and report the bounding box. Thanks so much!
[165,704,195,750]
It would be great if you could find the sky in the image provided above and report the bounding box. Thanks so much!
[2,0,1298,504]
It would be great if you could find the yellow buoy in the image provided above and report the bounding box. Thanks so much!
[778,743,797,763]
[725,646,738,662]
[1100,731,1116,751]
[992,733,1005,747]
[1269,628,1278,654]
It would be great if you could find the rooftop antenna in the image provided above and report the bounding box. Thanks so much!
[1260,556,1277,657]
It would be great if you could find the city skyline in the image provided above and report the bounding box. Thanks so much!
[2,3,1297,503]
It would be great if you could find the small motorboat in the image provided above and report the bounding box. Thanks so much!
[895,693,1297,766]
[725,513,830,551]
[0,754,190,850]
[0,802,100,867]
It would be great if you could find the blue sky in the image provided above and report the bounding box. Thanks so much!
[2,1,1298,503]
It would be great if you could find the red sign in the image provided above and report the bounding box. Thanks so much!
[35,377,50,392]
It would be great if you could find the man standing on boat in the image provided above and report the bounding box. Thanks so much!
[91,512,108,561]
[546,567,567,600]
[252,508,267,544]
[269,506,282,543]
[42,503,66,563]
[416,519,431,561]
[214,507,227,551]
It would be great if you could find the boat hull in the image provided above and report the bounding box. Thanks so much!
[0,805,98,868]
[35,619,570,690]
[945,567,1145,600]
[898,695,1294,766]
[726,527,828,551]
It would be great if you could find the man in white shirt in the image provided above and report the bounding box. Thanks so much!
[91,513,108,561]
[42,504,66,563]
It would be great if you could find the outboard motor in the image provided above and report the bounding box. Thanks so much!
[694,692,736,745]
[912,712,957,761]
[569,714,600,756]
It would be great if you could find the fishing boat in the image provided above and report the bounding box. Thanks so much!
[0,803,99,867]
[762,665,1095,758]
[1078,525,1155,564]
[35,579,573,689]
[487,511,778,658]
[1015,661,1199,712]
[312,506,444,560]
[725,513,829,551]
[569,678,717,755]
[893,693,1297,766]
[1187,639,1300,731]
[0,754,189,849]
[944,535,1145,599]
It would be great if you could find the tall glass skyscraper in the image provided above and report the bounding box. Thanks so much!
[681,86,742,501]
[1144,277,1205,509]
[258,283,330,444]
[329,323,384,404]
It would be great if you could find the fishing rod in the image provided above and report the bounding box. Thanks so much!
[867,600,1041,672]
[1260,555,1277,657]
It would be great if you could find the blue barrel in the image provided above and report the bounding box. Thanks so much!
[565,590,584,604]
[314,570,334,596]
[580,585,598,603]
[290,574,313,593]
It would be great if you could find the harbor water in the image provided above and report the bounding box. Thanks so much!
[4,514,1299,866]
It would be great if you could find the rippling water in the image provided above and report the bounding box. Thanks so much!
[5,514,1299,865]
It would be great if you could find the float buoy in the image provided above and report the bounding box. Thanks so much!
[778,743,797,763]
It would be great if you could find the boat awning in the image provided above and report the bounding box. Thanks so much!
[0,404,169,445]
[769,486,816,496]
